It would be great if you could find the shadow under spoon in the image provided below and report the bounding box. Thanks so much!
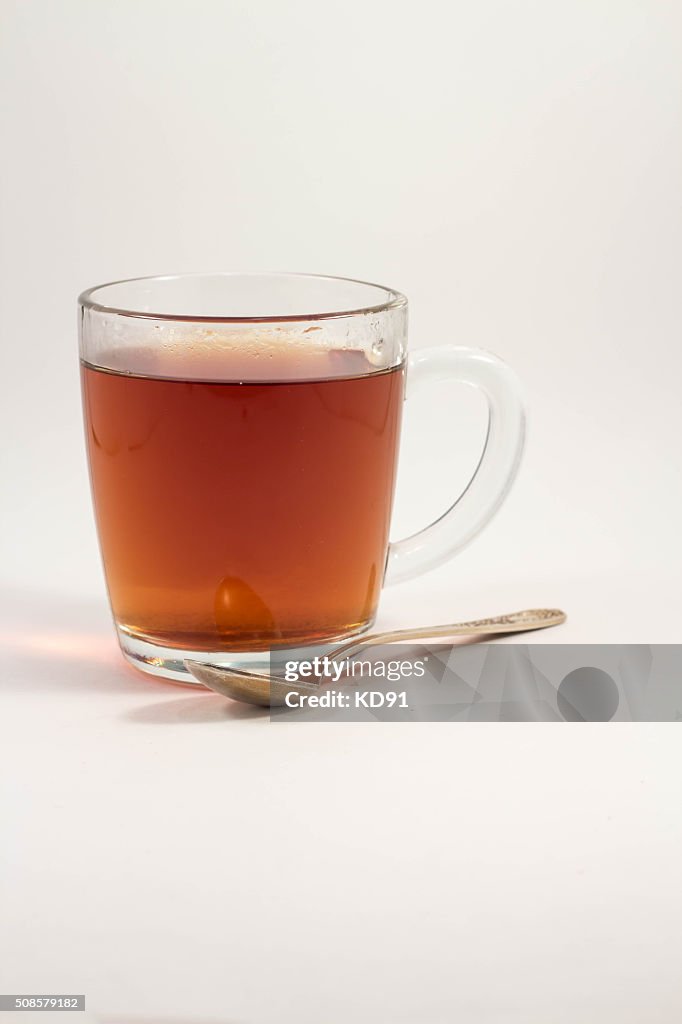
[186,607,566,708]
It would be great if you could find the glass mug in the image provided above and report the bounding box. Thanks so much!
[79,273,524,681]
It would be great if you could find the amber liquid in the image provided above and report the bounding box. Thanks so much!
[82,346,404,651]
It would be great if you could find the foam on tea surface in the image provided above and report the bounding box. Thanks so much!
[89,333,386,383]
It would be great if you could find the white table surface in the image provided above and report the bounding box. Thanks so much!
[2,562,681,1024]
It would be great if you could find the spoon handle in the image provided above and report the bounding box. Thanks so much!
[330,608,566,662]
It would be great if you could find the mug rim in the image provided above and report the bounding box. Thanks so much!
[78,271,408,324]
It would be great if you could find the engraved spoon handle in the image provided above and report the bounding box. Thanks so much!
[329,608,566,662]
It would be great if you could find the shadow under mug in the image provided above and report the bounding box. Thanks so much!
[79,272,524,681]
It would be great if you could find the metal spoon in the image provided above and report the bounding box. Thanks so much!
[186,607,566,707]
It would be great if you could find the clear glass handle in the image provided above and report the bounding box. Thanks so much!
[385,347,525,586]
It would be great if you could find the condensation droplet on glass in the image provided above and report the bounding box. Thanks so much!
[369,337,385,366]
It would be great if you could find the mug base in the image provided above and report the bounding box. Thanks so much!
[117,622,375,685]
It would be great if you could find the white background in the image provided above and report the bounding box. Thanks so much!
[1,2,681,1022]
